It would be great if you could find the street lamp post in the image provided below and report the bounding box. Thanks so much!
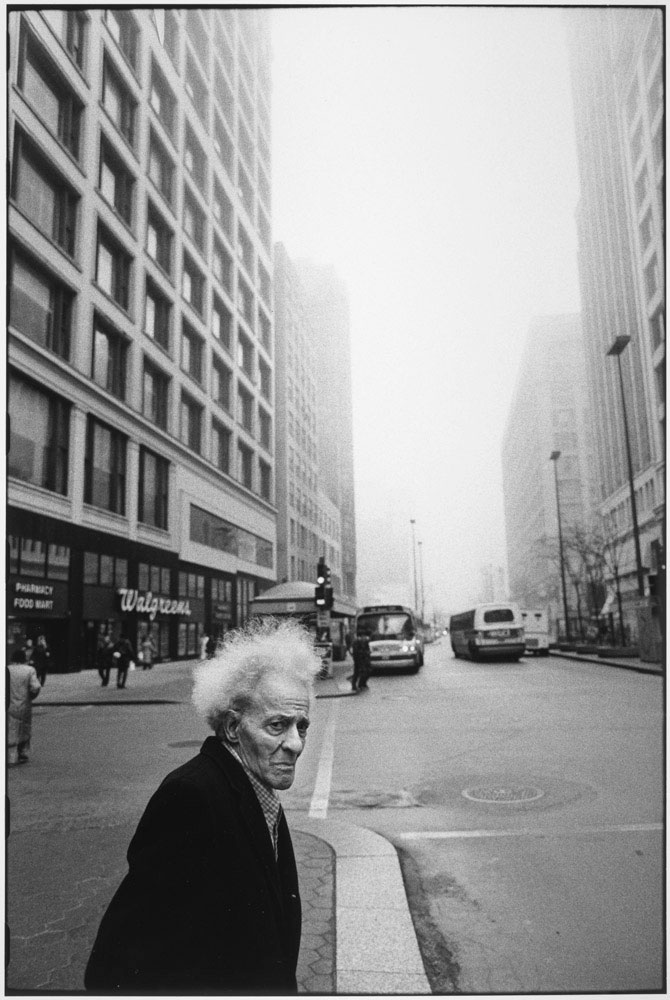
[417,540,425,622]
[410,519,418,613]
[606,335,645,598]
[550,450,571,642]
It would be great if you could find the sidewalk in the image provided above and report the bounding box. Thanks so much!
[551,649,664,675]
[7,659,430,995]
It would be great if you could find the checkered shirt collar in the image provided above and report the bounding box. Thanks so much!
[223,743,282,855]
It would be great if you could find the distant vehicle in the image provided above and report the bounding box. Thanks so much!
[449,603,525,661]
[354,604,423,673]
[520,608,551,656]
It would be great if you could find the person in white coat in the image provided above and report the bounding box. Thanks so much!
[8,649,41,765]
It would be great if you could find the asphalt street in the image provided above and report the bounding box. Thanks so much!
[6,644,665,995]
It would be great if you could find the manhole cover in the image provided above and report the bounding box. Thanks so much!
[462,786,544,803]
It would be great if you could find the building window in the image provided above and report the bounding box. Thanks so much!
[42,9,87,69]
[211,421,231,473]
[237,276,253,326]
[18,27,82,157]
[143,360,170,430]
[106,10,139,71]
[184,125,206,194]
[212,295,232,350]
[8,372,70,495]
[92,316,127,400]
[213,177,233,236]
[182,252,204,314]
[144,278,171,350]
[259,358,271,402]
[238,385,254,433]
[212,356,232,410]
[258,207,271,254]
[148,131,174,206]
[258,261,271,307]
[185,9,210,69]
[237,162,254,217]
[258,308,272,353]
[146,201,173,276]
[238,116,254,169]
[138,447,169,529]
[238,332,254,378]
[9,248,72,360]
[237,224,254,275]
[149,60,176,138]
[213,239,232,293]
[181,320,203,383]
[258,165,271,210]
[214,62,234,128]
[185,52,208,125]
[102,55,136,146]
[259,408,272,451]
[183,186,206,253]
[12,134,78,256]
[99,136,134,225]
[180,393,202,453]
[96,225,132,310]
[645,255,659,299]
[238,442,253,490]
[649,309,665,351]
[84,416,126,514]
[213,114,234,176]
[259,460,271,501]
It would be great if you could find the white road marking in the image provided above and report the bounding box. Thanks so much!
[309,698,339,819]
[400,823,663,841]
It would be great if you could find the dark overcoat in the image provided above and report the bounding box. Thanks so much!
[85,737,302,994]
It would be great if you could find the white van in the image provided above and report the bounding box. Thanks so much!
[449,603,525,661]
[520,608,551,656]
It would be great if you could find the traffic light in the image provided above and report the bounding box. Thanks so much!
[315,558,333,609]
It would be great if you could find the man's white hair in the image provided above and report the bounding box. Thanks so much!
[192,618,322,736]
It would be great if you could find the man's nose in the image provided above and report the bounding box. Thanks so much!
[282,724,305,755]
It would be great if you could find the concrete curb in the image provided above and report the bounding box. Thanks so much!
[292,816,431,995]
[551,650,663,676]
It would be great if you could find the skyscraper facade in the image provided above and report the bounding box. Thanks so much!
[565,8,664,605]
[502,315,598,618]
[273,243,344,589]
[8,9,276,669]
[294,260,358,601]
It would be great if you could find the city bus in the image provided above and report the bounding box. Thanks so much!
[354,604,424,673]
[449,603,525,661]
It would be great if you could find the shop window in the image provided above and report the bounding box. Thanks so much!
[106,10,139,71]
[84,416,127,515]
[12,132,79,257]
[93,315,128,400]
[8,372,70,495]
[148,130,174,206]
[20,538,48,578]
[102,55,136,146]
[18,25,82,157]
[96,224,132,310]
[10,248,73,360]
[178,572,204,598]
[48,544,70,580]
[100,554,114,586]
[99,136,135,225]
[84,551,98,584]
[138,447,169,529]
[144,278,171,351]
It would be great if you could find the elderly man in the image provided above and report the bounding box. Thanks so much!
[85,619,321,994]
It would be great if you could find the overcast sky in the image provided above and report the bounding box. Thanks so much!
[271,6,582,617]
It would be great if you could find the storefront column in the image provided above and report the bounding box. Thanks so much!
[127,441,140,541]
[70,406,87,523]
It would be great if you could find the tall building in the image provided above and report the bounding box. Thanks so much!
[8,9,276,670]
[502,315,598,618]
[565,8,664,609]
[294,260,357,601]
[273,243,344,589]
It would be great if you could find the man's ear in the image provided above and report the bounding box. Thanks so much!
[221,709,241,744]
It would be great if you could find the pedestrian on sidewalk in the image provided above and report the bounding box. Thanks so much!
[351,627,372,692]
[32,634,50,686]
[85,618,322,995]
[200,632,210,660]
[7,649,41,766]
[112,632,135,689]
[140,632,157,670]
[97,633,114,687]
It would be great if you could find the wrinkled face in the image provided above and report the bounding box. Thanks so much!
[227,672,311,790]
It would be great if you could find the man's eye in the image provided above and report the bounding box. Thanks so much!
[268,722,284,734]
[297,722,309,738]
